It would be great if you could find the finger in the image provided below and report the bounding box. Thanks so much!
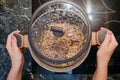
[109,33,118,49]
[11,30,20,35]
[6,31,20,51]
[11,35,18,48]
[11,30,21,49]
[101,30,112,46]
[101,27,107,30]
[6,34,12,50]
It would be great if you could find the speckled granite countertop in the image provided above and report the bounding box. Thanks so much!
[0,0,120,80]
[0,0,33,80]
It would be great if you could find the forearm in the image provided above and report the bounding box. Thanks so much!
[93,63,108,80]
[7,65,23,80]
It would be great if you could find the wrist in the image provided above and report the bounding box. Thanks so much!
[97,58,109,67]
[11,62,24,70]
[97,61,108,68]
[11,59,24,67]
[11,65,23,73]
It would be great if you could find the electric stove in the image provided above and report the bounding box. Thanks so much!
[32,0,120,74]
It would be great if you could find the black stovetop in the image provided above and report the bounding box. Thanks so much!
[32,0,120,74]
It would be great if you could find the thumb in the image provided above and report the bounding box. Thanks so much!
[11,35,18,48]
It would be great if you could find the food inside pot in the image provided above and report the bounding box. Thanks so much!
[39,22,85,60]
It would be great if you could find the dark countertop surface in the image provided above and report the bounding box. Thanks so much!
[0,0,120,80]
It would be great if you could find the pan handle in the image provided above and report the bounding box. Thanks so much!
[92,28,107,45]
[14,29,107,47]
[14,34,28,48]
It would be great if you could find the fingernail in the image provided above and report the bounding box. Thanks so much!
[107,31,112,35]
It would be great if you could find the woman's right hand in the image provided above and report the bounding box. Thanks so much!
[97,29,118,66]
[93,29,118,80]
